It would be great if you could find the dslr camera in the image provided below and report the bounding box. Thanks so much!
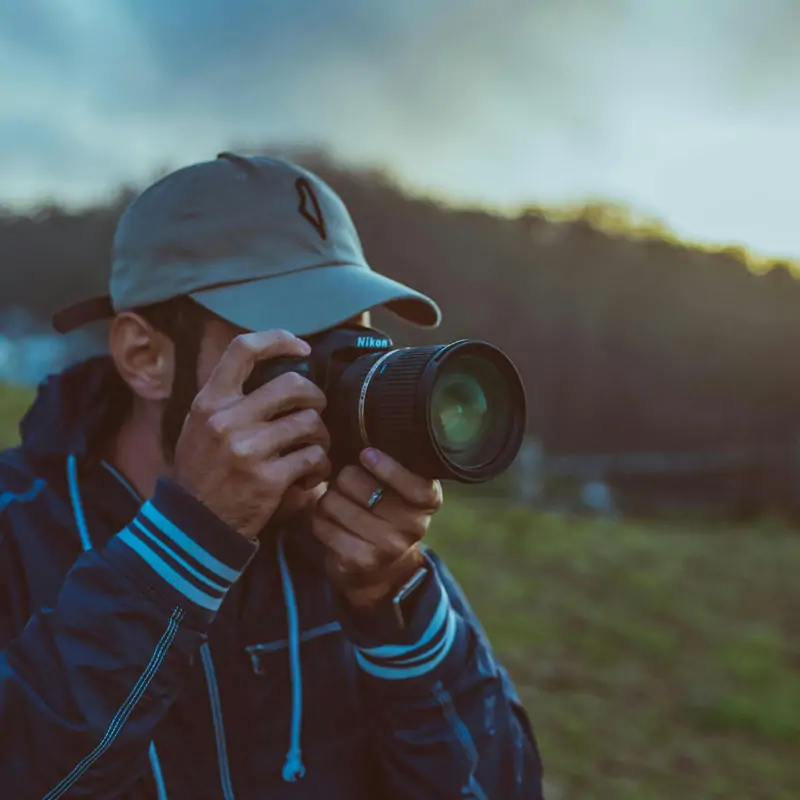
[245,325,526,483]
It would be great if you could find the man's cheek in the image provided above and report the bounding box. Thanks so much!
[195,322,241,388]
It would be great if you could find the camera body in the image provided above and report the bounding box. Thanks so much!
[245,324,394,398]
[244,324,526,483]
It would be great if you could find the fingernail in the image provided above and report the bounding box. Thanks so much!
[299,339,312,355]
[361,448,379,467]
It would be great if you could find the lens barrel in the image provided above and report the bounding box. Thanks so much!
[327,339,526,482]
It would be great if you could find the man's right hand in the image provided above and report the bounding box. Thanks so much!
[172,330,331,540]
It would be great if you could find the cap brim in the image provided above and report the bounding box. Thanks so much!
[52,296,115,333]
[188,264,442,335]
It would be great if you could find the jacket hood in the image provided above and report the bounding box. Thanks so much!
[19,356,125,466]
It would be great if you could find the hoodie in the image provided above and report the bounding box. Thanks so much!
[0,356,543,799]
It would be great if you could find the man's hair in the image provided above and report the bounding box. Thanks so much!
[104,297,213,462]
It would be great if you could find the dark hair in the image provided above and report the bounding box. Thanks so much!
[136,295,211,391]
[142,297,215,461]
[102,296,213,462]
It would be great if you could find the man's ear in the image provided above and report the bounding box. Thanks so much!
[108,312,175,402]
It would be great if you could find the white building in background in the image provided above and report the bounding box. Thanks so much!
[0,332,72,387]
[0,307,102,387]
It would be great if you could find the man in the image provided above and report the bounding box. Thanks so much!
[0,153,543,798]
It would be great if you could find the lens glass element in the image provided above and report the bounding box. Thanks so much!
[429,354,512,469]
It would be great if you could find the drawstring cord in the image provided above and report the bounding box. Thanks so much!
[277,530,306,782]
[66,454,93,552]
[67,455,307,786]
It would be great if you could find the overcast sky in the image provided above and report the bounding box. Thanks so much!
[2,0,800,259]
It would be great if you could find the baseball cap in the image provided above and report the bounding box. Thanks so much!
[52,152,441,336]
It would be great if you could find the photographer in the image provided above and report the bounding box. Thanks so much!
[0,153,543,798]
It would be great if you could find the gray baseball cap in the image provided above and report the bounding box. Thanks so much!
[52,152,441,335]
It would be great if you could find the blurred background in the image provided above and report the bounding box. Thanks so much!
[1,1,799,797]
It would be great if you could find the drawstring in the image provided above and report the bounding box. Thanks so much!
[68,454,307,786]
[277,530,306,782]
[65,454,169,798]
[67,454,93,552]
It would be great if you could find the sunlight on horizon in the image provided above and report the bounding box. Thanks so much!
[2,0,800,263]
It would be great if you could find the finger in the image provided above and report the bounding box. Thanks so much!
[263,444,331,491]
[234,370,327,425]
[227,409,330,462]
[197,330,311,408]
[332,464,379,505]
[297,470,330,492]
[333,465,421,529]
[204,371,326,433]
[359,449,443,511]
[317,487,412,554]
[312,515,389,582]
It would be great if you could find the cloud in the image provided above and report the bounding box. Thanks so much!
[1,0,800,257]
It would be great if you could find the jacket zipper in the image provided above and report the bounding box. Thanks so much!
[200,642,236,799]
[102,461,236,797]
[71,458,172,799]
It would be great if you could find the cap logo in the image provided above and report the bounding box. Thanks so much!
[296,177,327,241]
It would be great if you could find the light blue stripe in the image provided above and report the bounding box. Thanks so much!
[358,611,453,671]
[358,585,449,659]
[356,611,458,680]
[148,742,168,800]
[118,529,222,612]
[200,643,236,800]
[0,477,46,515]
[141,502,240,583]
[384,612,457,667]
[131,519,227,593]
[41,608,183,800]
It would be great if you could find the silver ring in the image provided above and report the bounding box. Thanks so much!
[366,486,385,510]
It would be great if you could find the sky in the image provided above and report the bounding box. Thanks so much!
[2,0,800,260]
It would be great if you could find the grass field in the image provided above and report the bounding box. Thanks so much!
[0,382,34,449]
[430,501,799,799]
[2,385,798,798]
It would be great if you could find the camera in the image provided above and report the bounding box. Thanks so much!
[244,325,526,483]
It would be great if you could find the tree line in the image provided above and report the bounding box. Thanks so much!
[2,149,799,474]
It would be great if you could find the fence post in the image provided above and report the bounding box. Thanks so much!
[516,438,543,505]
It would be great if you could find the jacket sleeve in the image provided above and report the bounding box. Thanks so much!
[337,547,545,799]
[0,478,257,800]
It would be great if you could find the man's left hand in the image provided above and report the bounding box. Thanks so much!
[311,448,443,609]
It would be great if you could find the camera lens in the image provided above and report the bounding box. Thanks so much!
[429,355,510,470]
[328,339,526,483]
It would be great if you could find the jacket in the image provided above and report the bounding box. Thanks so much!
[0,356,543,798]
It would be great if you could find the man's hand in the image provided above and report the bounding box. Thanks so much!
[312,448,443,608]
[173,330,331,540]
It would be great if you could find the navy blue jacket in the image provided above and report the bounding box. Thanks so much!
[0,357,543,799]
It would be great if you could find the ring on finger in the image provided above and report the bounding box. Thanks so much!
[366,485,386,511]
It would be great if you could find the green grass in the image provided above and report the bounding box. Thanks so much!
[0,382,32,448]
[428,502,800,799]
[2,386,799,798]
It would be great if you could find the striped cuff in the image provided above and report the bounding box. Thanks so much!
[351,575,462,681]
[106,478,257,624]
